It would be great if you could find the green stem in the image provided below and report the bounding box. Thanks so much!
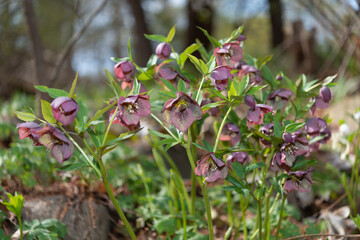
[202,184,214,240]
[137,164,155,215]
[151,113,179,141]
[58,124,101,178]
[352,131,360,214]
[18,216,23,240]
[187,126,197,215]
[258,200,263,240]
[264,186,273,240]
[213,106,232,153]
[171,183,182,229]
[225,182,234,226]
[180,194,188,240]
[195,75,206,103]
[102,106,118,146]
[276,196,287,240]
[241,195,248,240]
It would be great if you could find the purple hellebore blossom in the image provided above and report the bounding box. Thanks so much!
[305,117,331,152]
[17,122,42,146]
[34,124,74,164]
[115,95,151,130]
[195,152,228,183]
[284,167,314,194]
[156,42,171,60]
[277,131,309,170]
[310,86,331,115]
[114,60,135,89]
[276,74,283,81]
[162,92,202,132]
[210,66,232,90]
[236,35,247,42]
[50,97,79,126]
[214,41,243,68]
[244,95,273,129]
[238,64,263,85]
[226,152,250,165]
[260,123,274,146]
[219,123,241,147]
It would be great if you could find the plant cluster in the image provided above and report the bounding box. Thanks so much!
[13,26,342,239]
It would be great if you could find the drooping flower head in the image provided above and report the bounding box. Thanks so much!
[50,97,79,126]
[16,122,42,146]
[214,41,243,68]
[34,124,74,164]
[310,86,331,115]
[156,42,171,60]
[238,65,263,85]
[226,152,250,165]
[219,123,241,147]
[154,64,190,88]
[305,117,331,152]
[115,95,151,130]
[195,152,228,182]
[114,60,135,89]
[210,66,232,90]
[260,123,274,146]
[284,167,314,194]
[244,95,272,129]
[162,92,202,132]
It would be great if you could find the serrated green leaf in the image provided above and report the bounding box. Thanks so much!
[197,27,221,48]
[273,117,282,138]
[160,78,177,95]
[75,100,88,133]
[153,216,177,234]
[177,79,187,93]
[34,86,68,98]
[285,122,305,133]
[68,72,78,97]
[144,33,167,42]
[231,162,246,179]
[41,100,56,124]
[201,101,225,111]
[166,25,176,42]
[246,162,265,174]
[179,43,201,67]
[15,111,36,122]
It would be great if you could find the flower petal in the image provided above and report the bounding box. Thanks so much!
[171,108,194,132]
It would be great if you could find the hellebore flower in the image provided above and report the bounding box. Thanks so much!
[214,41,243,68]
[116,95,151,130]
[277,131,309,169]
[245,95,272,129]
[162,92,202,132]
[310,86,331,115]
[219,123,241,147]
[238,65,263,85]
[284,167,314,194]
[305,117,331,152]
[260,123,274,146]
[195,152,228,182]
[34,124,74,164]
[226,152,250,165]
[210,66,232,90]
[50,97,79,126]
[16,122,42,146]
[154,64,190,88]
[267,89,293,110]
[156,42,171,60]
[114,60,135,89]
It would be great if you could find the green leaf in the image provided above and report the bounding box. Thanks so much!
[197,27,221,48]
[179,43,201,67]
[308,135,326,145]
[0,229,10,240]
[285,122,305,133]
[1,192,24,218]
[246,162,265,174]
[270,176,283,196]
[75,100,88,133]
[104,68,123,97]
[34,85,68,98]
[85,102,115,129]
[41,100,56,124]
[158,138,178,145]
[15,111,36,122]
[171,170,185,196]
[238,75,249,96]
[222,185,237,191]
[58,161,90,172]
[177,79,187,93]
[273,117,282,138]
[351,214,360,230]
[110,56,130,63]
[106,128,143,146]
[166,25,176,42]
[153,216,177,234]
[187,54,206,75]
[68,72,78,97]
[225,175,245,188]
[207,88,228,101]
[160,78,177,95]
[228,25,244,41]
[148,129,172,139]
[323,74,337,85]
[201,101,225,111]
[128,37,133,61]
[144,33,167,42]
[246,85,267,95]
[231,162,246,179]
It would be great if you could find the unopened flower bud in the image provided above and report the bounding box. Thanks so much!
[244,95,256,109]
[319,86,331,103]
[156,42,171,60]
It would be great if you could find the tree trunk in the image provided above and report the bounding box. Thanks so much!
[127,0,152,66]
[268,0,285,47]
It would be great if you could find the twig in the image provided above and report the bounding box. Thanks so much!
[49,0,109,84]
[284,233,360,240]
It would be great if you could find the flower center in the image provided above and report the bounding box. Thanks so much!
[125,103,139,114]
[175,100,188,112]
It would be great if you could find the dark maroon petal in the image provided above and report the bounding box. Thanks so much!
[241,64,258,73]
[314,97,328,109]
[57,114,77,126]
[210,153,225,167]
[136,96,151,117]
[237,35,247,41]
[171,107,195,132]
[256,104,273,113]
[247,108,261,122]
[156,42,171,60]
[319,86,331,102]
[211,66,232,81]
[283,132,294,143]
[305,117,320,135]
[50,96,72,110]
[260,123,274,135]
[276,74,283,81]
[244,95,256,109]
[121,108,141,126]
[158,67,178,80]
